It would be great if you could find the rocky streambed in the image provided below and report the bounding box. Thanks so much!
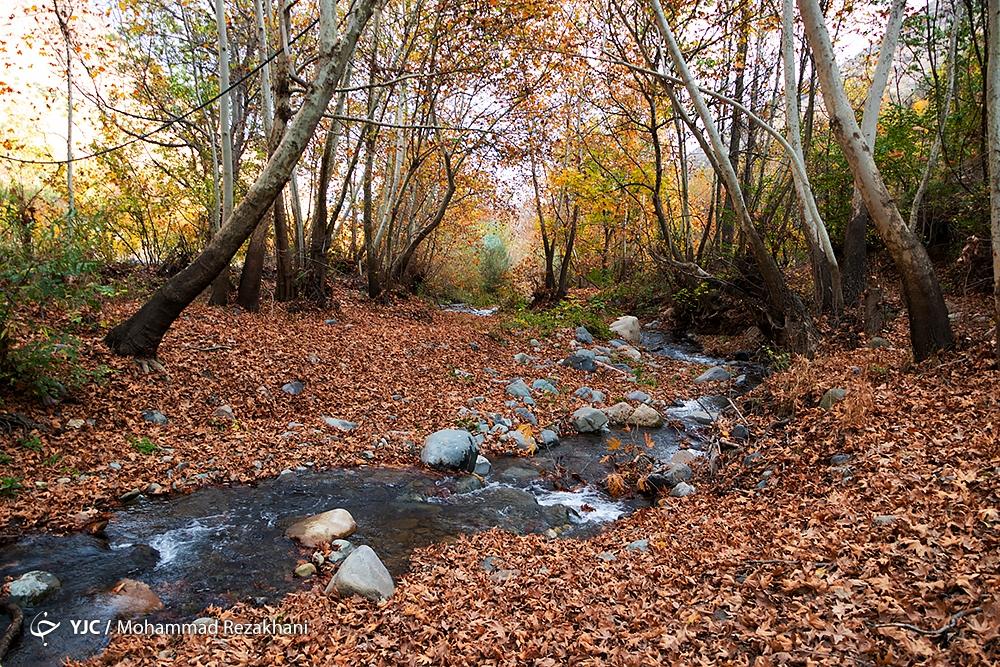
[0,320,761,666]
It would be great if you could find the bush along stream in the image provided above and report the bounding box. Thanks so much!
[0,319,764,666]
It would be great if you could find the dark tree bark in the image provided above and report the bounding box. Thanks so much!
[105,0,377,357]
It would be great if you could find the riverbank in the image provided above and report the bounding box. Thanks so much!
[3,290,999,665]
[0,286,701,533]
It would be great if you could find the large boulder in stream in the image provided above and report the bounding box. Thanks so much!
[326,545,395,601]
[420,429,478,472]
[286,508,357,548]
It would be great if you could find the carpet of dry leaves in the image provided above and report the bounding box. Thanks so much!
[3,287,999,665]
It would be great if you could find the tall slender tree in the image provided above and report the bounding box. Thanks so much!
[797,0,953,360]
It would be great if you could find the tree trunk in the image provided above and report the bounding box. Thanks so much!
[841,0,907,304]
[555,204,578,299]
[105,0,376,358]
[236,0,277,312]
[53,0,74,221]
[987,0,1000,361]
[720,15,749,246]
[650,0,818,356]
[209,0,235,306]
[304,63,353,303]
[798,0,954,361]
[781,0,843,313]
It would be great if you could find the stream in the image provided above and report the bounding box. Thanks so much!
[0,326,755,666]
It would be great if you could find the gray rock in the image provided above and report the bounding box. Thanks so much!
[572,407,608,433]
[531,379,558,394]
[513,353,534,364]
[141,409,168,425]
[671,449,699,466]
[562,349,596,372]
[597,551,617,562]
[731,424,750,441]
[694,366,730,384]
[474,455,492,476]
[820,387,847,410]
[322,417,358,432]
[574,386,594,399]
[326,545,394,601]
[590,389,606,404]
[505,379,532,399]
[609,339,626,348]
[9,570,61,604]
[575,326,594,344]
[646,463,692,492]
[873,514,898,526]
[627,404,663,427]
[454,476,484,494]
[626,539,649,552]
[498,465,540,484]
[109,462,122,471]
[868,336,891,349]
[420,429,478,472]
[615,346,642,361]
[830,453,851,466]
[539,429,560,448]
[469,342,480,351]
[605,402,634,425]
[328,539,355,564]
[213,405,235,420]
[281,380,305,396]
[669,481,696,497]
[626,390,651,403]
[514,407,538,426]
[506,429,537,452]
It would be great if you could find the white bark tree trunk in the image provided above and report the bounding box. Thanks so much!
[781,0,842,312]
[211,0,235,305]
[987,0,1000,360]
[798,0,954,361]
[842,0,907,302]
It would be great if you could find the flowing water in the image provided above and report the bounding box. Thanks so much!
[0,326,749,666]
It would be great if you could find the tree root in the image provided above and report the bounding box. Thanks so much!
[0,599,23,661]
[134,358,167,375]
[871,607,982,637]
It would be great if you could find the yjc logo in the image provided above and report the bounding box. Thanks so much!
[28,611,61,647]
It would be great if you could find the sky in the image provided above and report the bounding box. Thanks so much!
[0,0,932,185]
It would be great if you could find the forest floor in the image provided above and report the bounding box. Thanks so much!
[2,284,998,665]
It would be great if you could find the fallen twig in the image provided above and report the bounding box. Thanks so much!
[871,607,982,636]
